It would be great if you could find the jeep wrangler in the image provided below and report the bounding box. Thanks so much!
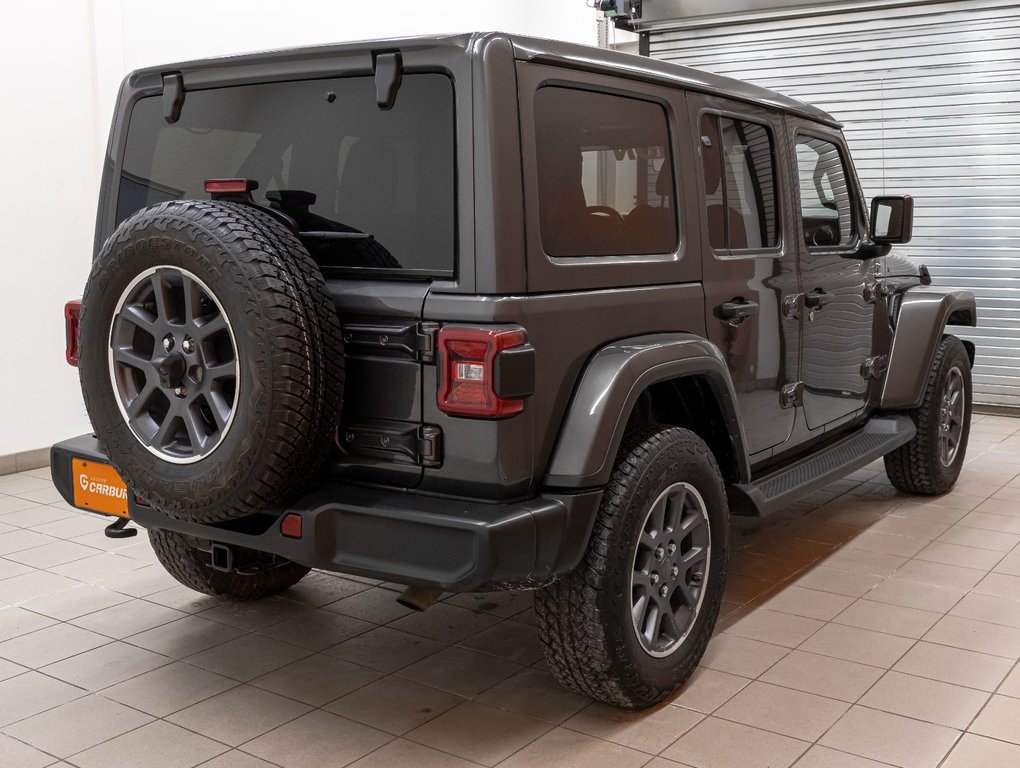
[52,33,977,708]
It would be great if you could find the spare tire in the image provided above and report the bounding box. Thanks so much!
[78,199,343,523]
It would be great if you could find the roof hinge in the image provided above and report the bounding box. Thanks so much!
[162,72,185,124]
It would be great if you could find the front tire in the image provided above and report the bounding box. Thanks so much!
[535,425,729,708]
[884,335,972,495]
[149,529,310,601]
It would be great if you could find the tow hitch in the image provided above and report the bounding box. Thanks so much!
[104,517,137,539]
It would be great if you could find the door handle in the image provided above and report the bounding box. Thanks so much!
[804,290,835,309]
[718,300,759,320]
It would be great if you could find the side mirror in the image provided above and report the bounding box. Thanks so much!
[870,195,914,244]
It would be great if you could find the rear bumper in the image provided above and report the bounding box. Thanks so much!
[51,434,602,592]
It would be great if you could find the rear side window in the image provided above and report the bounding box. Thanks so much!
[699,113,780,251]
[534,87,678,257]
[119,74,456,275]
[794,134,855,248]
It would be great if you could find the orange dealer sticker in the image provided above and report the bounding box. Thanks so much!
[72,458,129,518]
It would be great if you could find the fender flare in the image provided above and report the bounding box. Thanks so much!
[544,333,751,488]
[881,286,977,409]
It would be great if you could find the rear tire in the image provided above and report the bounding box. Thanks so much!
[535,425,729,708]
[149,529,310,601]
[884,335,972,495]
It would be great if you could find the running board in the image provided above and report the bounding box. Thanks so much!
[730,415,915,517]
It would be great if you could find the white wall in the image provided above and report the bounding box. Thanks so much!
[1,0,625,456]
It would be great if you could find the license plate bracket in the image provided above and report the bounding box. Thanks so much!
[71,458,129,518]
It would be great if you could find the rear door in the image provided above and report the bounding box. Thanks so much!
[689,94,800,459]
[788,122,875,430]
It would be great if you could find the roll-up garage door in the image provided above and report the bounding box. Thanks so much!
[648,0,1020,407]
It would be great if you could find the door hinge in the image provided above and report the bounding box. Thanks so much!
[780,381,804,409]
[416,322,439,363]
[782,294,801,320]
[418,425,443,468]
[863,276,878,304]
[861,355,888,380]
[340,422,443,467]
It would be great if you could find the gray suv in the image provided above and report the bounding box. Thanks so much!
[52,32,977,708]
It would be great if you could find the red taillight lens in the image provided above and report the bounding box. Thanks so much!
[204,178,257,194]
[280,513,303,539]
[437,327,526,417]
[64,299,82,366]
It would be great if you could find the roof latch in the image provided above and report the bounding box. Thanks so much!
[162,72,185,124]
[372,51,402,110]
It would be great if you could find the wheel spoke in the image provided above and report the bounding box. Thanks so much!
[649,494,668,537]
[641,601,660,646]
[126,381,158,419]
[151,410,180,449]
[112,345,150,369]
[207,391,231,431]
[181,274,202,326]
[197,313,227,340]
[674,579,698,610]
[150,275,172,322]
[632,590,650,627]
[681,545,707,572]
[182,407,207,452]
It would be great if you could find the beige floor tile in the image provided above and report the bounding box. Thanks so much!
[398,645,522,698]
[327,626,446,673]
[256,607,374,651]
[869,515,950,541]
[328,675,464,735]
[445,590,533,619]
[792,566,883,598]
[799,623,913,668]
[458,619,544,665]
[0,571,79,604]
[975,497,1020,516]
[499,726,649,768]
[698,634,788,678]
[143,585,222,614]
[40,640,169,690]
[895,559,986,591]
[950,592,1020,630]
[960,510,1020,533]
[660,716,808,768]
[388,603,502,643]
[29,514,105,539]
[892,641,1012,692]
[668,667,750,714]
[184,632,310,681]
[833,599,942,639]
[0,606,57,642]
[723,609,824,648]
[0,657,25,683]
[325,586,416,624]
[859,670,989,729]
[819,706,959,768]
[2,694,152,758]
[0,558,34,582]
[970,693,1020,744]
[0,732,54,768]
[792,744,892,767]
[284,572,371,608]
[888,502,969,527]
[475,668,589,724]
[71,599,187,639]
[0,670,85,727]
[973,571,1020,603]
[19,583,129,621]
[250,652,380,706]
[760,649,883,702]
[847,530,927,559]
[197,596,310,631]
[821,548,907,577]
[102,661,238,717]
[68,720,227,768]
[937,525,1020,553]
[924,615,1020,658]
[941,733,1020,768]
[760,586,855,621]
[0,531,58,557]
[54,553,152,584]
[0,622,109,667]
[242,709,391,768]
[348,738,478,768]
[992,551,1020,576]
[715,680,849,741]
[125,615,245,658]
[166,684,311,746]
[5,541,101,569]
[563,701,702,753]
[408,700,551,765]
[862,576,966,613]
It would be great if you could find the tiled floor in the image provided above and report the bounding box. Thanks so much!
[0,413,1019,768]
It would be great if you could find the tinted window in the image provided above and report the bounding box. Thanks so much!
[795,134,855,248]
[534,87,677,257]
[119,74,456,274]
[700,114,779,251]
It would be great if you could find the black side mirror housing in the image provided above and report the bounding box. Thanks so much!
[870,195,914,244]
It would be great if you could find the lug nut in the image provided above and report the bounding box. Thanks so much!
[667,542,677,555]
[173,385,187,398]
[671,565,679,578]
[162,334,175,352]
[650,572,660,585]
[654,546,664,561]
[182,337,194,354]
[659,585,669,598]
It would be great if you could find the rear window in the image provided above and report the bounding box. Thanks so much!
[533,86,678,257]
[119,73,456,275]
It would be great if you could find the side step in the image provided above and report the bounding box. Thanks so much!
[730,415,915,517]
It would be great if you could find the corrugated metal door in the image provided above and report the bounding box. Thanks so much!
[649,0,1020,407]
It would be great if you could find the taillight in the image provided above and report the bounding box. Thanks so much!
[437,326,529,418]
[65,299,82,366]
[204,178,258,195]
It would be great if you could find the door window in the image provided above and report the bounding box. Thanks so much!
[794,135,855,248]
[700,114,780,252]
[534,86,678,257]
